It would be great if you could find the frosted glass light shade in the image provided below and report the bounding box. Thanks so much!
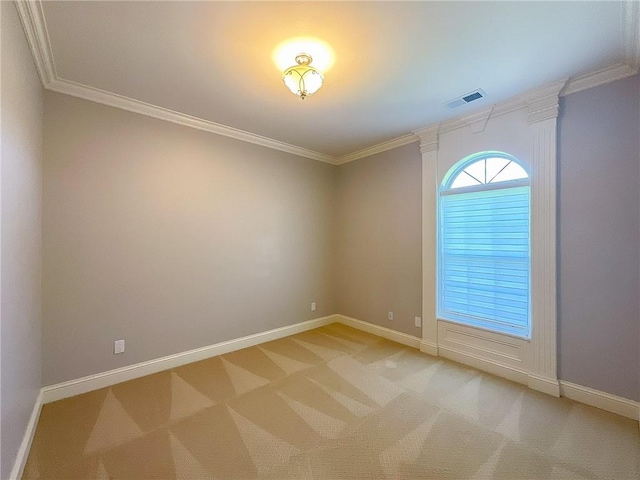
[282,54,324,100]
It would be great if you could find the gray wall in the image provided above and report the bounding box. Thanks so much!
[1,2,44,478]
[335,143,423,336]
[42,92,337,386]
[558,75,640,401]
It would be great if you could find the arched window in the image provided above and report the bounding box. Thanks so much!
[439,152,530,337]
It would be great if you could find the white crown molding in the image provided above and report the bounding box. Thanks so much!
[413,124,438,153]
[525,79,567,124]
[335,134,418,165]
[411,62,637,144]
[14,0,337,165]
[14,0,56,85]
[625,0,640,69]
[15,0,640,165]
[47,79,336,164]
[561,63,638,97]
[439,78,568,133]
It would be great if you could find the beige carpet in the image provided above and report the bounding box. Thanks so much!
[23,323,639,479]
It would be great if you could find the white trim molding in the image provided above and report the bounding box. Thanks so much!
[47,79,336,164]
[39,314,423,406]
[526,80,565,397]
[335,134,419,165]
[437,321,528,371]
[436,320,530,385]
[362,62,638,164]
[14,0,55,85]
[37,315,640,421]
[415,125,439,358]
[625,0,640,70]
[15,1,640,166]
[562,63,638,97]
[13,0,336,165]
[41,314,422,405]
[336,314,421,349]
[338,318,640,423]
[414,77,566,398]
[41,315,337,404]
[12,315,639,475]
[437,344,529,386]
[9,392,43,480]
[560,381,640,421]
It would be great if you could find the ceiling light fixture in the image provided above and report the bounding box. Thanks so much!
[282,53,324,100]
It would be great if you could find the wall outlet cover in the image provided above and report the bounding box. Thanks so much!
[114,339,125,354]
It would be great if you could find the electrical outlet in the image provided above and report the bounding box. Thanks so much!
[415,316,422,327]
[311,302,316,311]
[388,311,394,321]
[114,339,125,355]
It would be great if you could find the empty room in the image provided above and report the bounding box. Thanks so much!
[2,1,639,479]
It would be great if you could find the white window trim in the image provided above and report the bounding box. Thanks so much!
[414,79,566,397]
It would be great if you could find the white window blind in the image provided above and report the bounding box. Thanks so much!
[439,182,530,338]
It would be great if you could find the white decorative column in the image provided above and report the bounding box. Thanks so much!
[414,125,439,356]
[525,81,566,396]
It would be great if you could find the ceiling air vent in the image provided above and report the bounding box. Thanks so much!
[446,89,487,109]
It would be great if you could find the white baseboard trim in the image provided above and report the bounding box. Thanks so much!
[9,391,43,480]
[559,380,640,421]
[528,374,561,397]
[11,315,640,475]
[35,313,640,432]
[419,340,438,357]
[335,314,421,349]
[436,344,638,422]
[41,315,337,404]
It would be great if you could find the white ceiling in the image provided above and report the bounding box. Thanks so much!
[33,1,637,159]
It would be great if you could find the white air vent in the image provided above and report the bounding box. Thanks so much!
[446,89,487,109]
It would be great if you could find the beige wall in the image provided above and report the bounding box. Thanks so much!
[42,92,336,386]
[1,2,44,478]
[35,59,640,408]
[335,143,423,336]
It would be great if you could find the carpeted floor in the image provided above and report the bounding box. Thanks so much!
[23,323,639,479]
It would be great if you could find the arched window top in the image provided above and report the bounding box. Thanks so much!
[443,152,528,191]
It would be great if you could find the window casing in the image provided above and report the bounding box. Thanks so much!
[438,152,531,338]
